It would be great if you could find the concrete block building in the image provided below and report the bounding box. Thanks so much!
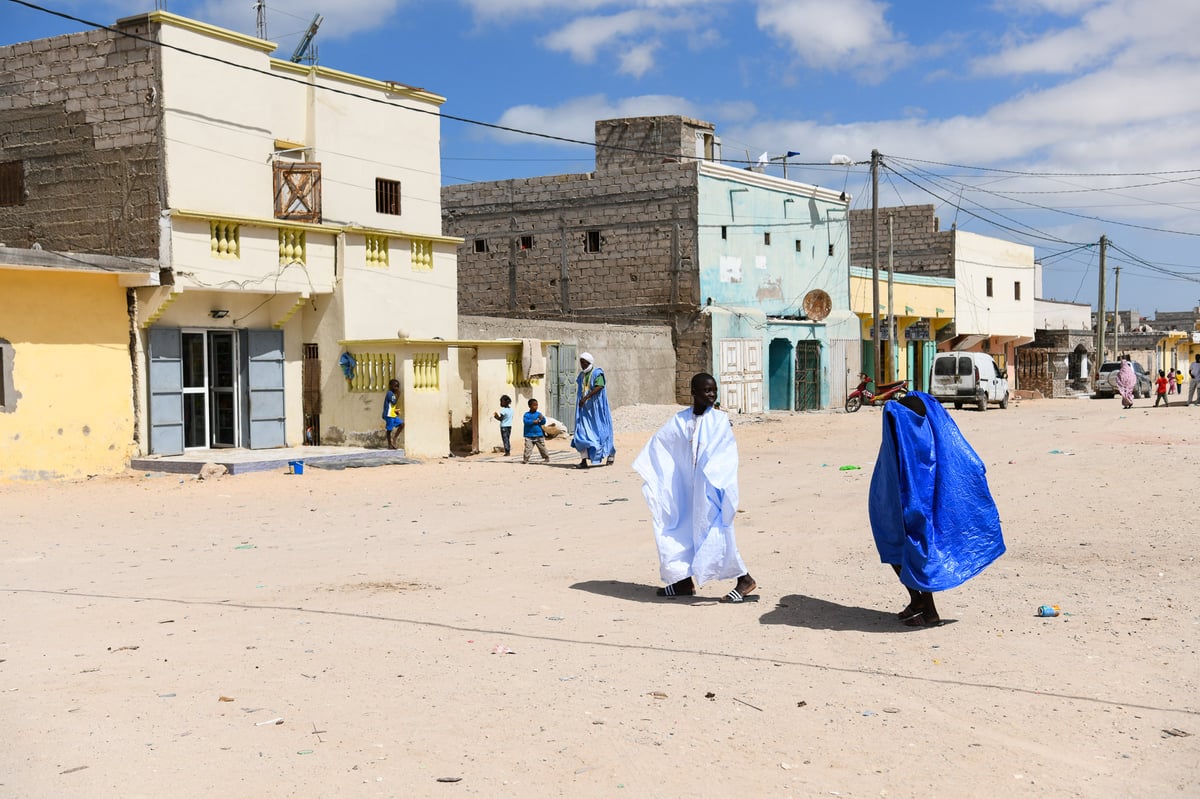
[0,11,468,472]
[444,116,856,410]
[849,204,1035,385]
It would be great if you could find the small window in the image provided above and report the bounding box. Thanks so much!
[828,243,835,256]
[375,178,401,215]
[795,239,802,252]
[520,235,533,250]
[1014,281,1021,301]
[763,232,771,246]
[0,161,24,206]
[986,277,994,297]
[721,226,727,240]
[585,230,601,253]
[473,239,487,253]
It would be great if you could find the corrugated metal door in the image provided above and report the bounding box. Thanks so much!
[547,343,577,433]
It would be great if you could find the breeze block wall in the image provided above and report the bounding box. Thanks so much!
[849,204,954,279]
[0,20,161,257]
[443,163,706,402]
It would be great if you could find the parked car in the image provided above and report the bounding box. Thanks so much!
[1094,360,1151,399]
[928,352,1010,411]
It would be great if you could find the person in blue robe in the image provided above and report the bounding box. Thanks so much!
[572,352,616,469]
[633,373,756,603]
[868,392,1005,626]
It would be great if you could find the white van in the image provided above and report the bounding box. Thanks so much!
[928,352,1010,411]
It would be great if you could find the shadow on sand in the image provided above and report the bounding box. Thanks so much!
[759,594,955,633]
[570,579,720,605]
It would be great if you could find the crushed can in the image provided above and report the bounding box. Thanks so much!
[1036,605,1060,617]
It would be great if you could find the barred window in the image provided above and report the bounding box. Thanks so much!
[375,178,401,215]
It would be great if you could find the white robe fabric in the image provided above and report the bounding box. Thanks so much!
[632,407,747,586]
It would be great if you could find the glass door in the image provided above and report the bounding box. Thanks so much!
[181,331,209,449]
[208,331,238,448]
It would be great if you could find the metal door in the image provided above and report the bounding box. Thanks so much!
[242,329,286,449]
[148,327,184,455]
[208,330,238,447]
[795,341,821,411]
[547,343,577,433]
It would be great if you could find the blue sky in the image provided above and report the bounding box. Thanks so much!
[5,0,1200,318]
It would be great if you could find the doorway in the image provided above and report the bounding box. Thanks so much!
[149,327,285,455]
[768,338,792,410]
[794,341,821,411]
[181,330,239,449]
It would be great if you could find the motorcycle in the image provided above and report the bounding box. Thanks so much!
[845,374,908,413]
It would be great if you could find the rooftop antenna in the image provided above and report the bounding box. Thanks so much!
[254,1,267,40]
[291,13,323,64]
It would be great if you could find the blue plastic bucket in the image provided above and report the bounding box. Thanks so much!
[288,460,304,475]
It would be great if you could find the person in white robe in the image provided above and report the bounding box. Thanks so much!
[632,373,757,602]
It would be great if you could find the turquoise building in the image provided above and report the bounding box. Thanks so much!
[697,162,857,411]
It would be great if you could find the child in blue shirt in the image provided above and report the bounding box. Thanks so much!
[522,398,551,464]
[382,379,404,449]
[493,394,514,456]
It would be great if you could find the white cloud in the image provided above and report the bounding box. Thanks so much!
[619,41,661,78]
[975,0,1200,76]
[755,0,909,73]
[542,10,662,63]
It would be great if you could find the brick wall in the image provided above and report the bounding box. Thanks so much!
[593,116,714,174]
[0,22,161,257]
[443,162,708,401]
[849,204,954,278]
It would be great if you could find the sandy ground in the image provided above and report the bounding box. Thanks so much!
[1,396,1197,798]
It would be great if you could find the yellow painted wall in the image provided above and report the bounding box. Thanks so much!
[0,270,135,480]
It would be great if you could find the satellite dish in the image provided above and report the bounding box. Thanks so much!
[802,289,832,322]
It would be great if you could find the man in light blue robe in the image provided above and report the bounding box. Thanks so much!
[633,373,756,602]
[869,392,1005,626]
[572,352,615,469]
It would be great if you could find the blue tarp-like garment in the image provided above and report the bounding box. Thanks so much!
[572,366,615,464]
[868,392,1005,592]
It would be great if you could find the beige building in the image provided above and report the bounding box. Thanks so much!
[0,11,485,466]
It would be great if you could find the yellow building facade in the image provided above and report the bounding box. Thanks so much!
[849,267,955,391]
[0,268,147,480]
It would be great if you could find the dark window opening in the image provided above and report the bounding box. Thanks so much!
[473,239,487,253]
[0,161,25,206]
[1014,281,1022,301]
[795,239,802,252]
[986,277,994,297]
[585,230,601,253]
[520,235,533,250]
[375,178,401,215]
[828,243,835,256]
[764,232,771,245]
[721,226,727,240]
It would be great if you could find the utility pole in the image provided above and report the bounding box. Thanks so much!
[1095,235,1107,377]
[888,214,896,383]
[870,149,882,385]
[1112,265,1121,359]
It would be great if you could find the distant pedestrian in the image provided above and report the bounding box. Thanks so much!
[1155,370,1170,407]
[493,395,514,456]
[633,373,756,603]
[573,352,616,469]
[1115,358,1136,410]
[1190,355,1200,406]
[382,379,404,449]
[522,398,552,464]
[1167,368,1177,394]
[1177,367,1185,395]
